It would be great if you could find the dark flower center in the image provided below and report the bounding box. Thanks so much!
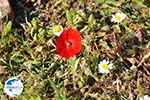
[66,41,72,48]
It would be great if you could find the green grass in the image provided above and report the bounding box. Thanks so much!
[0,0,150,99]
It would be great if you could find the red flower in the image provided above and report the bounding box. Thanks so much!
[56,28,82,59]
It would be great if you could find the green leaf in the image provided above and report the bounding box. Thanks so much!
[88,14,94,27]
[68,57,80,73]
[126,49,136,56]
[95,0,118,6]
[0,81,3,89]
[37,28,46,43]
[100,8,112,17]
[137,76,142,90]
[1,21,12,42]
[95,0,106,3]
[65,10,73,24]
[134,0,147,8]
[49,79,67,100]
[105,0,118,5]
[31,18,38,30]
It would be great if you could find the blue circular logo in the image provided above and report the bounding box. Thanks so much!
[4,77,24,97]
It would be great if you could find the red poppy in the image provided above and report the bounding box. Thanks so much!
[56,28,82,59]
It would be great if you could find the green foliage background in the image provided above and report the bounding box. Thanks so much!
[0,0,150,99]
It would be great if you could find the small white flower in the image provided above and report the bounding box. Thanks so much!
[111,12,126,23]
[139,95,150,100]
[53,25,64,36]
[98,59,113,74]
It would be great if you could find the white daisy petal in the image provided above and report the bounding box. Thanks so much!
[139,98,144,100]
[144,95,149,100]
[102,59,109,64]
[139,95,150,100]
[105,70,110,74]
[108,63,113,69]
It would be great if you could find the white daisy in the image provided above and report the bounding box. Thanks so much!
[111,12,126,23]
[53,25,64,36]
[98,59,113,74]
[139,95,150,100]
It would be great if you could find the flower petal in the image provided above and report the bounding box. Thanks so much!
[56,28,82,58]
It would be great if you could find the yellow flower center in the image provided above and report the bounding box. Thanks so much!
[66,41,72,48]
[54,26,62,32]
[115,16,121,21]
[101,64,108,70]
